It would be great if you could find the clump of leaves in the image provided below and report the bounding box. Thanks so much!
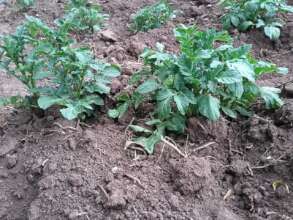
[221,0,293,40]
[57,0,108,33]
[0,16,120,120]
[130,0,175,32]
[16,0,35,11]
[109,25,287,153]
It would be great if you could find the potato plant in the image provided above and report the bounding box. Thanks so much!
[130,0,175,32]
[0,16,120,120]
[221,0,293,40]
[109,25,287,153]
[57,0,108,33]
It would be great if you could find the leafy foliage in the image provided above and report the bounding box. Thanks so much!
[0,16,120,120]
[57,0,108,33]
[221,0,293,40]
[16,0,35,10]
[130,0,175,32]
[109,25,286,153]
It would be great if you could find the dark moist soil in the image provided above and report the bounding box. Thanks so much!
[1,0,293,219]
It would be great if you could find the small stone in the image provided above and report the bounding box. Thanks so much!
[110,78,123,93]
[123,61,142,76]
[47,162,58,173]
[100,30,117,42]
[288,22,293,38]
[128,39,146,57]
[12,190,24,200]
[6,154,18,169]
[68,210,81,220]
[28,203,41,220]
[0,169,8,178]
[284,83,293,98]
[0,138,17,157]
[68,138,77,150]
[68,174,83,187]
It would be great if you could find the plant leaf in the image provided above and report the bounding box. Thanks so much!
[259,86,283,108]
[197,95,220,121]
[136,79,159,94]
[38,96,63,109]
[264,26,280,40]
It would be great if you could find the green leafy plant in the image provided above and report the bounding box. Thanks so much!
[57,0,108,33]
[16,0,35,10]
[221,0,293,40]
[0,16,120,120]
[109,25,287,153]
[130,0,175,32]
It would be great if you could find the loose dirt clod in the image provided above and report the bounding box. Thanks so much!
[169,156,212,195]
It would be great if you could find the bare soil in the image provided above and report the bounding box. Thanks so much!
[1,0,293,219]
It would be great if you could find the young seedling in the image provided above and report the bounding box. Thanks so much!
[57,0,108,33]
[109,25,287,153]
[221,0,293,40]
[130,0,175,32]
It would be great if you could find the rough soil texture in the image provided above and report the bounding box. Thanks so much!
[1,0,293,219]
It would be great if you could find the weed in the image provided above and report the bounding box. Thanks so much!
[109,25,287,153]
[130,0,175,32]
[221,0,293,40]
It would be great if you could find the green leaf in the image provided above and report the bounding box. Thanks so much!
[38,96,63,109]
[109,102,129,119]
[264,26,280,40]
[239,21,254,31]
[129,125,152,133]
[132,126,164,154]
[227,61,255,82]
[197,95,220,121]
[145,119,162,126]
[165,114,186,133]
[231,15,240,27]
[216,70,242,84]
[235,106,252,117]
[227,82,244,98]
[136,79,159,94]
[33,71,51,80]
[103,65,121,77]
[174,94,190,115]
[259,86,283,108]
[156,89,173,101]
[256,19,265,28]
[277,67,288,75]
[60,105,80,120]
[157,97,172,119]
[108,109,119,118]
[221,106,237,119]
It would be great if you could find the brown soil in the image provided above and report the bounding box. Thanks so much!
[1,0,293,219]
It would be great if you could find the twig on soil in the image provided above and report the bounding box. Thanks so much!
[266,211,293,220]
[97,184,109,200]
[184,134,189,156]
[124,173,145,189]
[124,117,135,137]
[223,189,233,201]
[161,136,187,158]
[124,141,147,155]
[157,142,166,162]
[53,122,79,132]
[193,141,216,152]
